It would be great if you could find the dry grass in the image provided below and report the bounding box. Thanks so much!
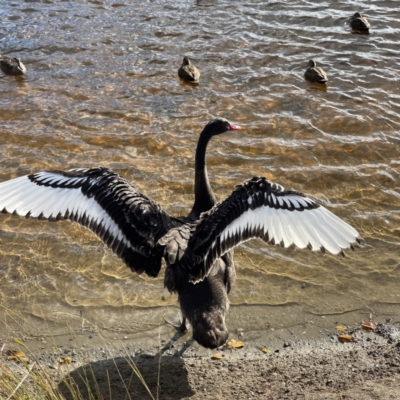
[0,306,157,400]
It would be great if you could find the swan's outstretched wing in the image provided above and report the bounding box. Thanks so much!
[181,176,363,283]
[0,167,175,277]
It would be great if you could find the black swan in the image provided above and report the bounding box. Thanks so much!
[350,12,370,33]
[0,118,362,349]
[178,57,200,84]
[304,60,328,84]
[0,55,26,75]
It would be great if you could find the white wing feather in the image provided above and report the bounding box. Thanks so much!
[0,174,131,248]
[216,202,359,256]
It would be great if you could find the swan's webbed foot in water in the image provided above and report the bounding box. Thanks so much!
[163,313,188,334]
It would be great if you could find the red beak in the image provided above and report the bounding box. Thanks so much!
[228,123,241,130]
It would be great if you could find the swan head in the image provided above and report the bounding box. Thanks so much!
[204,118,241,137]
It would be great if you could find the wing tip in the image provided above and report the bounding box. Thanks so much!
[356,235,364,245]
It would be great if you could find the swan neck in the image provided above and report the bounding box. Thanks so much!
[189,131,216,218]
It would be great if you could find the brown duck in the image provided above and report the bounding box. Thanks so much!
[0,55,26,75]
[178,57,200,84]
[350,12,370,32]
[304,60,328,84]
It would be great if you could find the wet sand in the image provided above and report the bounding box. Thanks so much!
[2,306,400,399]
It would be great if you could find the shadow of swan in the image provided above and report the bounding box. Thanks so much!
[58,333,196,399]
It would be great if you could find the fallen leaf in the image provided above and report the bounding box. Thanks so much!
[361,321,376,331]
[211,353,224,360]
[8,355,29,363]
[261,348,268,354]
[338,334,356,343]
[59,357,73,364]
[7,350,29,363]
[227,339,244,349]
[336,325,348,332]
[7,350,26,358]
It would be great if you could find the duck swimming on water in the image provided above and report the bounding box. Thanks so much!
[0,118,362,349]
[0,55,26,75]
[304,60,328,84]
[350,12,370,33]
[178,57,200,84]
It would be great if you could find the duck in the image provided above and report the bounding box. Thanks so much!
[350,12,370,33]
[304,60,328,84]
[178,57,200,84]
[0,118,362,349]
[0,55,26,75]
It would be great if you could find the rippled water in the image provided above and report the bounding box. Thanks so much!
[0,0,400,335]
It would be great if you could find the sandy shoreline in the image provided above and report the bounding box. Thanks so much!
[2,305,400,399]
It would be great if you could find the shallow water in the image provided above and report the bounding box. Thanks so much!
[0,0,399,335]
